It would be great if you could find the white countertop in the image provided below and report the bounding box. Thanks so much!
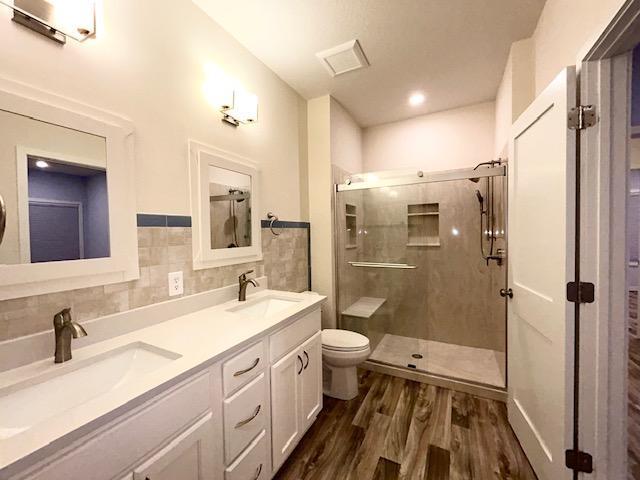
[0,289,325,475]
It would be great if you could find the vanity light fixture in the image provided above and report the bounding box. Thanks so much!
[222,89,258,127]
[203,64,258,127]
[1,0,96,44]
[408,92,425,107]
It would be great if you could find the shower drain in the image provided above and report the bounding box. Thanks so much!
[411,353,423,359]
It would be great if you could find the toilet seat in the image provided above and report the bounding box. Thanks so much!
[322,329,369,352]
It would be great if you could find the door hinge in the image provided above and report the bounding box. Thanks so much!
[566,281,595,303]
[565,449,593,473]
[568,105,596,130]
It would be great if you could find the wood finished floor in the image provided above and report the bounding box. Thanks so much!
[274,370,537,480]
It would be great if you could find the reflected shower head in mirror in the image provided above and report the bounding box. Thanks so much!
[475,190,484,205]
[468,177,480,183]
[228,188,246,202]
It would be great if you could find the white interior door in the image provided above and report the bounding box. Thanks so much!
[507,67,576,480]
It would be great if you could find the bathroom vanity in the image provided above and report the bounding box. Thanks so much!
[0,288,325,480]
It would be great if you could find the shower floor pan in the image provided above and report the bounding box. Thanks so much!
[369,334,505,388]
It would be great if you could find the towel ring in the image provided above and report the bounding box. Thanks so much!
[266,212,281,236]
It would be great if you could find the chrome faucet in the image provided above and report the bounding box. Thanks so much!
[53,308,87,363]
[238,270,259,301]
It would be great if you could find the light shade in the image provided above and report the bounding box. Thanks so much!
[1,0,96,41]
[225,89,258,124]
[203,64,235,111]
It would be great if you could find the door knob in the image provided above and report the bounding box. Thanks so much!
[500,288,513,298]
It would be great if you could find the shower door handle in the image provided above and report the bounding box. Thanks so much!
[0,192,5,246]
[500,288,513,299]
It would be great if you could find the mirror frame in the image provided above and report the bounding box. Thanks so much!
[189,140,262,269]
[0,77,138,300]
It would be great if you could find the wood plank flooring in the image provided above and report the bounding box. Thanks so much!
[274,370,537,480]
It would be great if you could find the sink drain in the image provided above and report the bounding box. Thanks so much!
[411,353,423,359]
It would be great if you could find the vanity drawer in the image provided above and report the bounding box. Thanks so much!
[225,430,268,480]
[224,373,267,464]
[269,308,321,362]
[223,341,265,396]
[22,371,212,480]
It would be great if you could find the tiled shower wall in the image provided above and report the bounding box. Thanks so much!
[336,173,506,353]
[0,225,309,342]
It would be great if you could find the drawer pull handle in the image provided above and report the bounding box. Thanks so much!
[235,404,261,428]
[233,357,260,377]
[303,351,309,370]
[297,355,303,375]
[253,463,263,480]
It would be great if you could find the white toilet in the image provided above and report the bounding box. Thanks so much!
[321,329,371,400]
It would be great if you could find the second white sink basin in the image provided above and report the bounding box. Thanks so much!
[0,342,180,439]
[227,295,302,318]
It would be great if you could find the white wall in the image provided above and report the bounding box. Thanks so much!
[330,98,363,175]
[0,1,305,221]
[532,0,626,95]
[362,101,496,173]
[494,38,534,156]
[307,95,335,327]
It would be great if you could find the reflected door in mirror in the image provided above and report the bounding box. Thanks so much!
[0,109,109,264]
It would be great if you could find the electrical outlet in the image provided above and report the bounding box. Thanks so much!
[168,271,183,296]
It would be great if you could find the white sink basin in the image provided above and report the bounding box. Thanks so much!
[0,342,180,439]
[227,295,301,318]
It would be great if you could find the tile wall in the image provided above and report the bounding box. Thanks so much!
[0,224,309,342]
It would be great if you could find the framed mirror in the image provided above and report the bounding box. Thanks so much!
[0,78,137,300]
[189,141,262,269]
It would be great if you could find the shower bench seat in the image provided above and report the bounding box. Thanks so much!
[341,297,386,318]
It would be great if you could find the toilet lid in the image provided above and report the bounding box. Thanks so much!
[322,329,369,352]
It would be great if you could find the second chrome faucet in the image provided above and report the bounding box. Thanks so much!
[53,308,87,363]
[238,270,259,301]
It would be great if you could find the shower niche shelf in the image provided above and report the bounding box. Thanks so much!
[345,203,357,249]
[407,203,440,247]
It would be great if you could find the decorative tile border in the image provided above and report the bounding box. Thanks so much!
[136,214,192,227]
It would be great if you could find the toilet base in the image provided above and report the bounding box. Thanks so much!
[323,364,359,400]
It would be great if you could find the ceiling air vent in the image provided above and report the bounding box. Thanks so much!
[316,39,370,77]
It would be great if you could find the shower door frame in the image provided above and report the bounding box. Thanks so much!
[333,164,509,389]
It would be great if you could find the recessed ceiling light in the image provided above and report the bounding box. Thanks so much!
[35,160,49,168]
[409,92,425,106]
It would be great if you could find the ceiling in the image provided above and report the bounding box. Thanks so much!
[193,0,546,127]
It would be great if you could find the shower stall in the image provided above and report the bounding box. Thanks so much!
[334,164,507,388]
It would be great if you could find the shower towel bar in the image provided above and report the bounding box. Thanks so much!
[348,261,417,269]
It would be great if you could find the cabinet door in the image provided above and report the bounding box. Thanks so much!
[270,347,303,471]
[133,412,215,480]
[299,332,323,432]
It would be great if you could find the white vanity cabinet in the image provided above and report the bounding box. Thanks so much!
[10,304,323,480]
[19,371,221,480]
[129,413,216,480]
[269,311,322,473]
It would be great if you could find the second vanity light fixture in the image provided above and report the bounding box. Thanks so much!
[203,64,258,127]
[1,0,96,44]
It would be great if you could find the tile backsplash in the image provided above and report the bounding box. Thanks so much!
[0,224,309,342]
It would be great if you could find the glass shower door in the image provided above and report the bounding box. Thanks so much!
[335,169,507,388]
